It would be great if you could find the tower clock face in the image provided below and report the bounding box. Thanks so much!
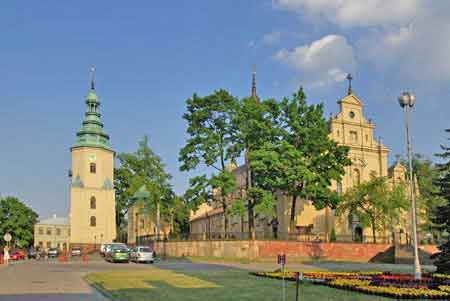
[88,154,96,162]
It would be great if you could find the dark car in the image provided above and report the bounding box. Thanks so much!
[47,248,59,258]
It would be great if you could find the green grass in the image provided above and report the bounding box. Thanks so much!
[86,268,392,301]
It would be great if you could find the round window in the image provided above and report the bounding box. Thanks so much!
[349,111,355,119]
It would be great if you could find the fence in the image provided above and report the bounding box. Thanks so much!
[137,232,391,244]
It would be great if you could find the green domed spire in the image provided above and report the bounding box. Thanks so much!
[72,67,112,151]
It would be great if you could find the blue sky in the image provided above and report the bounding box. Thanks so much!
[1,1,449,219]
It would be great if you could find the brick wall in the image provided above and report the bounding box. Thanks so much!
[154,240,426,262]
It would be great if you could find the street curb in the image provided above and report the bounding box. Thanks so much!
[84,277,117,301]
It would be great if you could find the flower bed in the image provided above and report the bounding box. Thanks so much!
[251,271,450,299]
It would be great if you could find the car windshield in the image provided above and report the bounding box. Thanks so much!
[112,246,128,252]
[139,247,152,253]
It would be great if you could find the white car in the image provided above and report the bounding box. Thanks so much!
[130,246,154,263]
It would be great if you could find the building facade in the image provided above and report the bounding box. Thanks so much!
[127,201,171,245]
[69,76,116,248]
[190,76,411,243]
[34,215,70,250]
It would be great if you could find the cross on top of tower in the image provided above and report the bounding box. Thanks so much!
[346,73,353,95]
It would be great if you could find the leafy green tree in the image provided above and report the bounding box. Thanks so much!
[336,177,409,243]
[431,130,450,273]
[0,196,38,248]
[179,90,238,234]
[117,136,174,225]
[250,89,351,231]
[169,196,191,236]
[401,154,446,239]
[230,96,280,236]
[114,166,133,235]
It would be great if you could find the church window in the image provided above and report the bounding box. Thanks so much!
[365,134,369,142]
[56,228,61,236]
[46,228,52,235]
[90,163,96,174]
[350,131,358,142]
[90,216,96,227]
[90,196,96,209]
[38,227,43,235]
[47,242,51,248]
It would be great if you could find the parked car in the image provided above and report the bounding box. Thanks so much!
[104,243,127,256]
[71,247,82,257]
[100,244,108,256]
[28,247,37,259]
[47,248,59,258]
[10,250,26,261]
[129,246,154,264]
[105,244,129,263]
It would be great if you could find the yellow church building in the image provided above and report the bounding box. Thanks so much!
[190,75,411,243]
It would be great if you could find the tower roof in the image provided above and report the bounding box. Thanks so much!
[72,68,112,151]
[250,66,260,102]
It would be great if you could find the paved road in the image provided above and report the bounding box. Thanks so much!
[0,259,152,301]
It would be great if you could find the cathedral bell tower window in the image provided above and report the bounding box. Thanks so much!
[90,163,96,174]
[90,196,96,209]
[90,216,96,227]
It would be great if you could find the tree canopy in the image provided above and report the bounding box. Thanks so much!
[336,176,409,243]
[0,196,38,248]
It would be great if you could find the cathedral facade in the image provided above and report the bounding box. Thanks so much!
[190,77,411,243]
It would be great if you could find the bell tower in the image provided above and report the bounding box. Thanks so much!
[69,68,116,248]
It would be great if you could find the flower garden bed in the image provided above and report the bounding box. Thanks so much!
[251,271,450,299]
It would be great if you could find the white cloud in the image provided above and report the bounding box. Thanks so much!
[273,0,419,28]
[273,1,450,82]
[275,35,355,87]
[263,31,282,45]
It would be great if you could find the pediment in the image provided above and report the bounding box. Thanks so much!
[338,94,364,107]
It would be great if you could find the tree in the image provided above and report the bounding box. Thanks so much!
[431,129,450,273]
[230,96,281,236]
[250,89,351,231]
[114,166,133,237]
[402,154,446,239]
[336,177,409,243]
[169,196,191,236]
[117,136,174,229]
[0,196,38,248]
[179,90,238,234]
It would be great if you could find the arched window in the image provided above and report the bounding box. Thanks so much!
[90,163,96,174]
[90,216,96,227]
[90,196,96,209]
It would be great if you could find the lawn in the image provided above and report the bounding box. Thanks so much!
[86,267,393,301]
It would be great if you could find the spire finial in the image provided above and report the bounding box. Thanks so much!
[346,73,353,95]
[90,66,96,90]
[251,65,257,99]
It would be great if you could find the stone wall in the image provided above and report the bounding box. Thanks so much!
[153,240,438,262]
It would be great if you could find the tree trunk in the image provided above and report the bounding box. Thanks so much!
[289,195,298,233]
[245,150,255,240]
[222,200,229,238]
[371,218,377,244]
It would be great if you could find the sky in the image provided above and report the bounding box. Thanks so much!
[1,1,450,220]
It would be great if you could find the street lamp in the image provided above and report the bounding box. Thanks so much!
[398,91,421,280]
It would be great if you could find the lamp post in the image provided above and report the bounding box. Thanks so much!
[398,91,422,280]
